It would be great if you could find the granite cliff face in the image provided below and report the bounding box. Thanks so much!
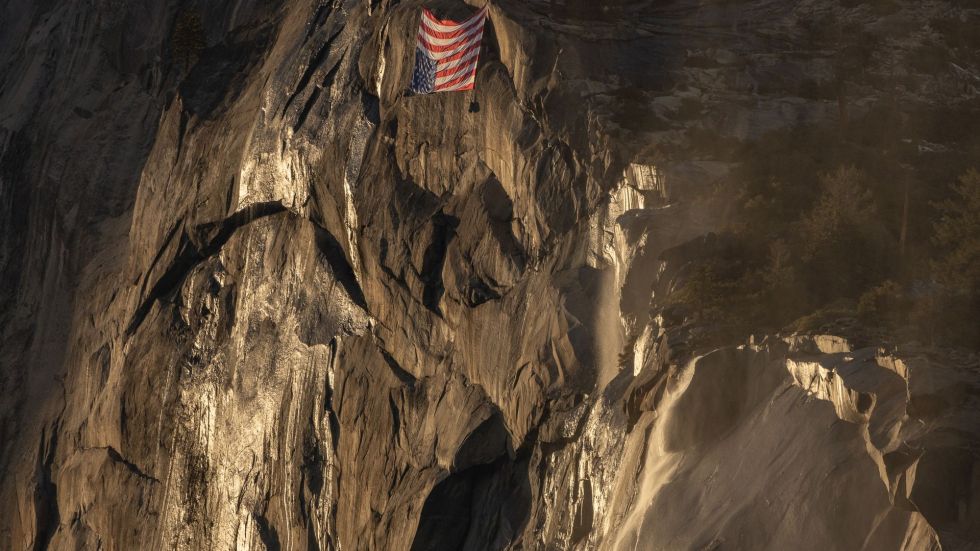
[1,0,978,549]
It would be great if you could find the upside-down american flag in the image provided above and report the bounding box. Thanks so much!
[409,5,489,94]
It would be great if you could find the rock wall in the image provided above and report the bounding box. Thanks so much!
[1,0,978,550]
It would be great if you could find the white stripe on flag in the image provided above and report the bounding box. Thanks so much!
[435,47,481,72]
[426,34,483,60]
[419,20,485,47]
[435,60,478,85]
[438,74,476,92]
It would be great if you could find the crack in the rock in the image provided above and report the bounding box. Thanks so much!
[32,425,60,551]
[283,28,344,118]
[85,445,160,484]
[420,212,459,315]
[311,223,368,312]
[375,339,417,385]
[294,60,342,132]
[138,216,184,302]
[305,2,334,40]
[254,505,282,551]
[127,201,287,336]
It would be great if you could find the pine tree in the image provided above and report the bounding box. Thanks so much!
[932,169,980,293]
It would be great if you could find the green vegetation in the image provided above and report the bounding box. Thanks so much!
[667,110,980,349]
[932,169,980,291]
[171,8,206,70]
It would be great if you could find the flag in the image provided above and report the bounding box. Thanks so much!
[409,5,489,94]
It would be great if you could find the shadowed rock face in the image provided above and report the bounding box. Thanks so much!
[1,0,978,550]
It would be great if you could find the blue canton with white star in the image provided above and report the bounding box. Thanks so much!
[410,48,436,94]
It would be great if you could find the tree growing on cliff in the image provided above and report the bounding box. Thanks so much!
[799,166,891,301]
[171,9,205,70]
[932,169,980,293]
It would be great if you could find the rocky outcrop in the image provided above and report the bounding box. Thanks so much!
[616,337,945,550]
[1,0,978,549]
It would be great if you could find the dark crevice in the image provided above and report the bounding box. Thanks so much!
[311,224,367,311]
[411,469,477,551]
[293,61,340,132]
[283,28,343,117]
[301,417,325,496]
[465,277,502,308]
[377,343,417,385]
[293,60,341,132]
[911,445,976,539]
[127,201,287,336]
[180,22,275,119]
[389,395,400,436]
[481,175,526,272]
[175,109,189,161]
[571,478,594,544]
[421,212,459,314]
[856,392,873,414]
[294,86,323,132]
[361,90,380,125]
[139,217,184,300]
[411,414,529,550]
[300,418,325,541]
[324,339,341,453]
[306,2,334,40]
[127,231,196,336]
[883,445,922,510]
[0,131,32,332]
[410,455,531,551]
[225,176,237,213]
[32,426,60,551]
[254,508,282,551]
[307,526,322,551]
[100,446,160,483]
[453,413,511,472]
[377,237,410,292]
[321,58,342,88]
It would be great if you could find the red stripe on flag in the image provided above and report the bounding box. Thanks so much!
[435,48,481,72]
[421,7,459,27]
[416,26,483,54]
[436,59,477,80]
[437,76,476,92]
[434,68,476,91]
[421,10,486,39]
[424,42,481,65]
[414,6,487,93]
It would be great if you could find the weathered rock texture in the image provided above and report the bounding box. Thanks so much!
[1,0,978,550]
